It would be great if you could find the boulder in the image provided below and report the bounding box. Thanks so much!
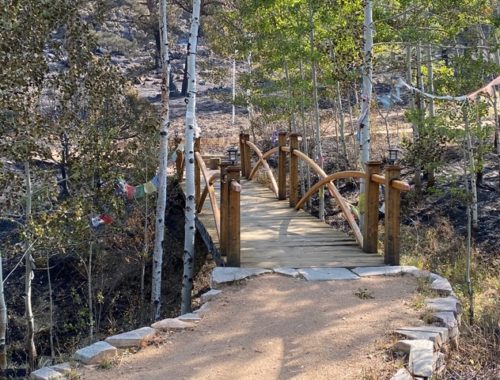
[74,341,117,365]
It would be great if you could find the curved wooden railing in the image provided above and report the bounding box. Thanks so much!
[195,152,220,239]
[239,132,411,265]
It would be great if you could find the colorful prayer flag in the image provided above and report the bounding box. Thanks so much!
[134,184,145,199]
[144,181,156,194]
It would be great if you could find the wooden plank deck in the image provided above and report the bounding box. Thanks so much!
[190,175,384,269]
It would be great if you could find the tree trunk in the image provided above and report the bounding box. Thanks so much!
[47,254,55,362]
[336,82,347,167]
[299,59,311,209]
[407,44,422,192]
[308,2,324,221]
[284,60,296,133]
[426,44,436,188]
[493,88,500,190]
[88,242,93,342]
[181,0,201,315]
[24,162,36,372]
[0,249,7,369]
[151,0,171,321]
[464,109,479,233]
[232,55,236,125]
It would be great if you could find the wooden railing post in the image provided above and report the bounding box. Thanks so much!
[219,161,231,257]
[176,149,184,182]
[363,161,381,253]
[278,131,287,200]
[243,133,251,178]
[239,133,246,176]
[384,165,402,265]
[226,166,241,266]
[194,137,201,204]
[289,133,300,207]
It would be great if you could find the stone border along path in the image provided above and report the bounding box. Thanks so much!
[30,266,461,380]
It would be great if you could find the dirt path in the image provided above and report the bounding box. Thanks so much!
[83,274,421,380]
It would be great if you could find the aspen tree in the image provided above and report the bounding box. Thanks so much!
[151,0,172,321]
[182,0,201,315]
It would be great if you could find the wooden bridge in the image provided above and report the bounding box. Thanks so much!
[178,132,410,269]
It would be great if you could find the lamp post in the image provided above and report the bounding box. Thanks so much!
[387,146,400,165]
[227,146,238,165]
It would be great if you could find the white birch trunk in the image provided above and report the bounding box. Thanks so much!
[151,0,171,321]
[24,162,36,372]
[359,0,373,170]
[47,254,55,361]
[181,0,201,315]
[232,55,236,125]
[0,249,7,369]
[299,59,312,209]
[88,242,93,342]
[427,44,434,117]
[308,3,324,221]
[284,60,296,132]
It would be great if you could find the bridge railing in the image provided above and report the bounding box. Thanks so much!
[239,132,410,265]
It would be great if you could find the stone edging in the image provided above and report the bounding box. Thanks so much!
[31,266,459,380]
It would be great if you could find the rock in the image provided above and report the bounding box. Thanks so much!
[425,296,462,316]
[298,268,359,281]
[30,367,64,380]
[404,340,434,378]
[193,302,210,316]
[395,329,442,349]
[211,267,272,286]
[178,313,202,322]
[394,339,433,354]
[390,368,413,380]
[432,311,458,331]
[105,327,157,348]
[433,352,446,376]
[152,318,196,331]
[273,267,300,278]
[74,341,117,365]
[396,326,449,345]
[49,362,72,375]
[200,289,222,303]
[352,266,417,277]
[429,276,453,296]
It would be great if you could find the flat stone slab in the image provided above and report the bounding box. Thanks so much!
[178,313,201,322]
[394,338,434,354]
[390,368,413,380]
[396,326,449,345]
[432,312,459,338]
[74,341,117,365]
[152,318,196,331]
[395,329,442,348]
[352,266,417,277]
[193,302,210,316]
[273,267,300,278]
[429,275,453,295]
[298,268,359,281]
[105,327,156,348]
[50,362,72,375]
[200,289,222,303]
[211,267,272,286]
[31,367,64,380]
[408,340,434,378]
[425,296,461,316]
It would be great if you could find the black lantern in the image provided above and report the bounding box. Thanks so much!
[387,146,399,165]
[227,146,238,165]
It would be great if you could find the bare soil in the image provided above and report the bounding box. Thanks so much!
[82,274,421,380]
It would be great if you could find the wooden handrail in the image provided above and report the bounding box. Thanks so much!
[371,174,410,192]
[245,141,279,196]
[195,152,220,239]
[295,171,367,210]
[292,150,363,246]
[281,146,290,153]
[248,146,279,179]
[196,172,220,213]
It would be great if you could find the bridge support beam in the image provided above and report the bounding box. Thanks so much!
[363,161,381,253]
[384,165,402,265]
[289,133,300,207]
[226,166,241,266]
[278,131,287,200]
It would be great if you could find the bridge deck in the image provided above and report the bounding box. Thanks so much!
[193,175,384,269]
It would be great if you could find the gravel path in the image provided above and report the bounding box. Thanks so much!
[83,274,420,380]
